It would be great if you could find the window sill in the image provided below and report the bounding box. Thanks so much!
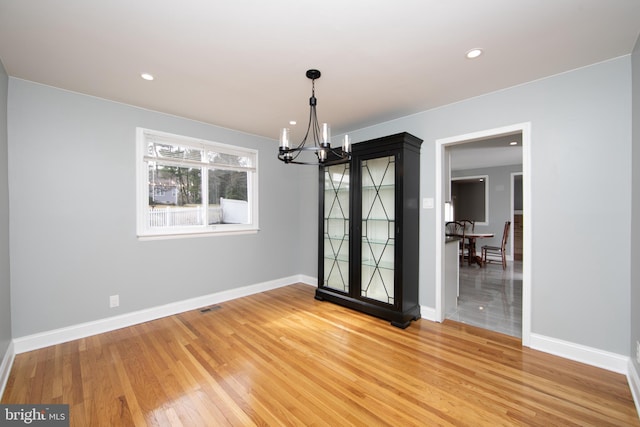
[137,228,259,241]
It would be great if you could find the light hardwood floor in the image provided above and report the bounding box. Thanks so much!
[2,284,639,426]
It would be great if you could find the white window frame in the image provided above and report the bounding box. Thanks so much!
[136,128,259,239]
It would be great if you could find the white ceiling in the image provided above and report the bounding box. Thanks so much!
[0,0,639,142]
[449,133,522,171]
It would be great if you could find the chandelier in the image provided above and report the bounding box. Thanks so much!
[278,69,351,165]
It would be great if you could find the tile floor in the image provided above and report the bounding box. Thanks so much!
[445,260,523,338]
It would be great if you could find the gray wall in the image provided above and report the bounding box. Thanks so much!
[295,164,319,276]
[453,164,522,256]
[0,60,12,359]
[631,36,640,373]
[7,78,313,337]
[347,56,632,355]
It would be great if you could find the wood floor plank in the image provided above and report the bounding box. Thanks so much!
[2,283,639,426]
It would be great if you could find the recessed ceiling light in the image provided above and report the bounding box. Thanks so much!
[141,73,154,81]
[509,141,518,146]
[289,120,297,125]
[466,48,483,59]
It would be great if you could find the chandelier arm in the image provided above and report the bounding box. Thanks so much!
[283,105,315,163]
[299,101,315,150]
[311,106,321,148]
[277,154,348,166]
[313,113,323,160]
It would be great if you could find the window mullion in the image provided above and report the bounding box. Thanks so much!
[201,164,209,226]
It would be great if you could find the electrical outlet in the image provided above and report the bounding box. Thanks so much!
[636,341,640,364]
[109,294,119,308]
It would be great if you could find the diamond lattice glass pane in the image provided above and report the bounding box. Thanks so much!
[361,265,395,304]
[361,156,395,304]
[323,164,350,292]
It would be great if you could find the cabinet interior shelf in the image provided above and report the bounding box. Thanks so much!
[324,256,394,271]
[361,184,394,191]
[362,238,394,246]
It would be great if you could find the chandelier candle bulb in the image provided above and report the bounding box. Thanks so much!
[279,128,290,149]
[319,149,327,161]
[343,135,351,153]
[321,123,331,147]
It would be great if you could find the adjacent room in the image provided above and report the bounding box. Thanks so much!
[1,1,639,425]
[444,134,524,338]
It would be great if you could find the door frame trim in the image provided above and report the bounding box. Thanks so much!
[434,122,531,346]
[511,171,523,260]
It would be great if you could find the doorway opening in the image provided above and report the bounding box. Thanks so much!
[435,123,531,346]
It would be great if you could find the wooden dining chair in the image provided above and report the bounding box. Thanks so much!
[458,220,475,264]
[445,221,459,236]
[458,219,475,233]
[481,221,511,269]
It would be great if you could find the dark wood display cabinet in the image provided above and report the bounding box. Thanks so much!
[315,132,422,328]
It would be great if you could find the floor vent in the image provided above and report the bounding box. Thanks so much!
[200,305,222,313]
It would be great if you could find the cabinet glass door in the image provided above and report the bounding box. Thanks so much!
[323,163,350,292]
[360,155,395,304]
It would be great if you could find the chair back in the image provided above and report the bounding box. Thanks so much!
[500,221,511,250]
[458,219,475,233]
[445,221,465,237]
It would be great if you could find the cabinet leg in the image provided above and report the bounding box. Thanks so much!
[390,320,411,329]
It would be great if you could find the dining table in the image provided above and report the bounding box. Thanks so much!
[446,232,495,266]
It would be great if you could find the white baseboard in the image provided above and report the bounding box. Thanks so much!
[416,317,631,377]
[0,340,15,400]
[530,333,629,374]
[628,360,640,419]
[13,275,309,354]
[297,275,317,286]
[420,305,437,322]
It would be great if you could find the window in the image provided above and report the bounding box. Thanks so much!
[451,175,488,225]
[136,128,258,238]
